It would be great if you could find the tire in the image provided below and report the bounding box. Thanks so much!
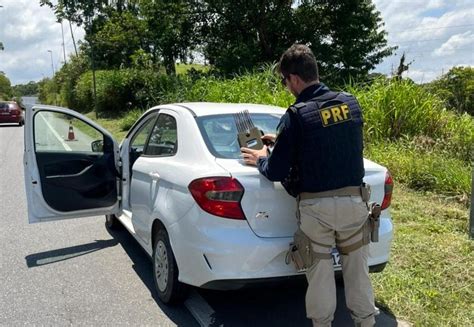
[153,228,188,304]
[19,120,24,127]
[105,214,122,230]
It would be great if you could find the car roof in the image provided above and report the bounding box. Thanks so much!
[157,102,287,117]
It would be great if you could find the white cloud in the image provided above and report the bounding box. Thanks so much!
[373,0,474,82]
[433,31,474,56]
[404,69,438,83]
[0,0,85,85]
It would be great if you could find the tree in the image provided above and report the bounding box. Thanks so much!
[428,67,474,115]
[0,72,12,100]
[40,0,199,75]
[39,0,139,25]
[83,10,148,69]
[201,0,395,84]
[394,53,414,80]
[201,0,294,75]
[54,51,90,109]
[12,81,40,96]
[140,0,200,75]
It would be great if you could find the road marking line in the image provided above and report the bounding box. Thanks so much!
[184,290,222,327]
[39,113,72,151]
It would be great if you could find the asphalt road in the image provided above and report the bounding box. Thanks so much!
[0,124,197,326]
[0,122,404,326]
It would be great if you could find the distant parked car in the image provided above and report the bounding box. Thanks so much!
[0,101,24,126]
[24,103,393,304]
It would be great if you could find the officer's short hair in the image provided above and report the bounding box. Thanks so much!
[279,44,319,82]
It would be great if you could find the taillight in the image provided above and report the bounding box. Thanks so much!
[188,177,245,220]
[381,171,393,210]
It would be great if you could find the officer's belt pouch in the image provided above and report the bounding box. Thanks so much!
[286,228,313,272]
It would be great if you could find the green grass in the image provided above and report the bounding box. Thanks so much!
[372,185,473,326]
[175,63,209,74]
[365,141,472,198]
[85,112,128,141]
[347,78,474,162]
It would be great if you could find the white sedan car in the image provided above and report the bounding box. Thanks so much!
[24,103,393,304]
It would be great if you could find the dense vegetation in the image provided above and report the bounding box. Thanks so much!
[50,66,470,199]
[426,66,474,115]
[0,72,13,100]
[40,0,394,83]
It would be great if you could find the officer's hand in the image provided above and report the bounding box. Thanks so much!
[240,146,268,166]
[261,134,276,146]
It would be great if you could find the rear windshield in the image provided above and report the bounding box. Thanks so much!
[197,113,282,159]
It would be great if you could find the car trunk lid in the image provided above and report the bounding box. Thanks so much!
[215,158,387,238]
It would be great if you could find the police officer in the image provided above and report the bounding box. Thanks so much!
[241,44,378,327]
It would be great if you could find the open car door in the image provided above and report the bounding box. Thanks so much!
[24,105,121,223]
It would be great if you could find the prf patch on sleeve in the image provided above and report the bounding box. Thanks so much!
[319,103,352,127]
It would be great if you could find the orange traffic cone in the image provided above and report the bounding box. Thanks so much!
[66,121,76,141]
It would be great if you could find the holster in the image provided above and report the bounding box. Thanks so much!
[286,228,314,272]
[368,202,381,242]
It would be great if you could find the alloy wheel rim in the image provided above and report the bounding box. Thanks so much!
[154,240,169,292]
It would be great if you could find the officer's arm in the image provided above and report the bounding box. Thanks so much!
[257,114,294,181]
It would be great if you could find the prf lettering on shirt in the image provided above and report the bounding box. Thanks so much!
[319,104,352,127]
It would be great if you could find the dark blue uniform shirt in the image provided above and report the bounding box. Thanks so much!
[257,83,329,181]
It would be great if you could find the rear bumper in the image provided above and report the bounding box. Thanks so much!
[0,115,23,124]
[202,262,388,290]
[169,205,393,289]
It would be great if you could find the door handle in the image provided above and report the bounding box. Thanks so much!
[149,171,161,181]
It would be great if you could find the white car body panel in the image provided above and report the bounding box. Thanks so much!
[24,102,394,289]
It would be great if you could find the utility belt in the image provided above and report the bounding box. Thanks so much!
[286,184,381,272]
[299,184,371,202]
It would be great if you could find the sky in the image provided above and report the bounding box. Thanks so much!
[0,0,472,86]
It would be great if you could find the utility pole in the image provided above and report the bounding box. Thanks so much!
[69,20,78,56]
[86,16,98,119]
[47,50,55,77]
[60,21,67,64]
[0,5,4,51]
[91,42,98,119]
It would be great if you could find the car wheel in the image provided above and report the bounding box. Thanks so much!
[19,120,24,127]
[105,214,122,230]
[153,228,188,304]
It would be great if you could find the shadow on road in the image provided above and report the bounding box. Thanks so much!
[25,239,118,267]
[199,278,399,327]
[26,224,197,326]
[0,124,23,128]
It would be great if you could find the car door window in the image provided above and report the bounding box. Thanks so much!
[31,110,118,213]
[34,111,104,153]
[145,114,177,156]
[129,115,157,167]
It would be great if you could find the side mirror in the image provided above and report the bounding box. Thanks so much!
[91,139,104,153]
